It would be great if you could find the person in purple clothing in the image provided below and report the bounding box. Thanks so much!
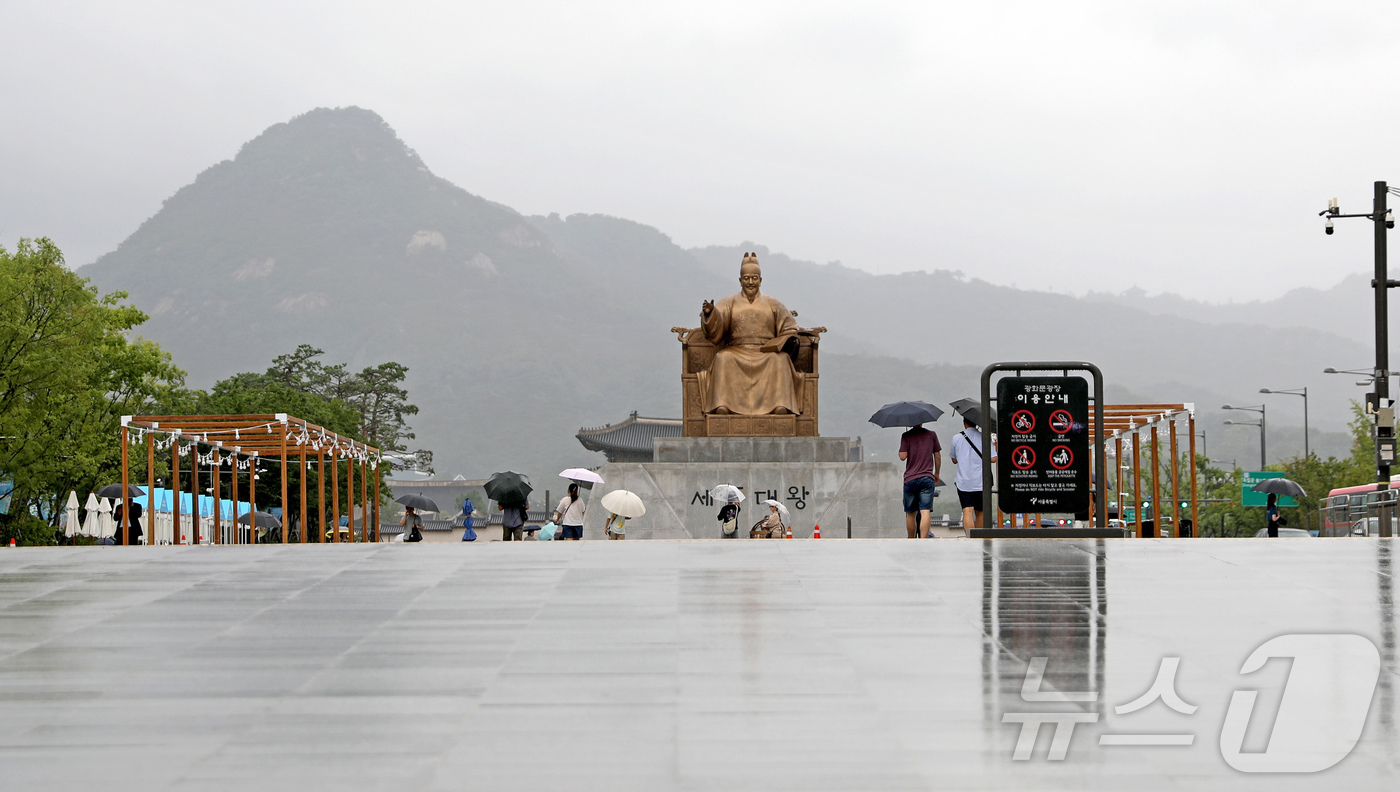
[899,422,942,538]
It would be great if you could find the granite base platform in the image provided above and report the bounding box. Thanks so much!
[588,437,903,539]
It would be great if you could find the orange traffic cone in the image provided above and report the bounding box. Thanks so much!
[785,526,793,539]
[181,534,189,546]
[813,524,821,539]
[8,538,14,547]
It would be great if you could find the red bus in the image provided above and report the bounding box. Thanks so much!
[1323,479,1400,536]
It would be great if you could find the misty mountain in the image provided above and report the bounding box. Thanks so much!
[81,107,1361,481]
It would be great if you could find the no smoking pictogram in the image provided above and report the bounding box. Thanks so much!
[1049,410,1073,434]
[1011,445,1036,469]
[1050,445,1073,469]
[1011,410,1036,434]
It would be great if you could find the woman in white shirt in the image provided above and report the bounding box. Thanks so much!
[553,483,586,541]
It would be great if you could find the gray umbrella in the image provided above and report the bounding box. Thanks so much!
[237,511,282,529]
[96,483,146,499]
[394,493,441,512]
[868,401,944,428]
[949,398,995,429]
[1251,478,1307,499]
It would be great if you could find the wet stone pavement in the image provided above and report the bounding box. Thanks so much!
[0,539,1397,791]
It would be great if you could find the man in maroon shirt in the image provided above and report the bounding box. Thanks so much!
[899,423,942,538]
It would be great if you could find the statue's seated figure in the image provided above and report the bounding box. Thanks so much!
[673,253,824,437]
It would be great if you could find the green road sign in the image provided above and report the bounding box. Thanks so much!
[1241,471,1296,507]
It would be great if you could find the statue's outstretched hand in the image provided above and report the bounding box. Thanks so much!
[702,299,715,317]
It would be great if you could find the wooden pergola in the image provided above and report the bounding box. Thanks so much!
[117,414,383,545]
[1099,404,1198,538]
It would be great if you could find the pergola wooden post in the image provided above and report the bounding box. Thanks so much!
[120,424,131,544]
[299,451,308,544]
[1114,436,1124,526]
[1170,419,1180,539]
[249,453,257,544]
[1132,430,1143,538]
[1188,415,1199,537]
[146,431,155,546]
[317,449,325,543]
[280,426,289,544]
[372,458,381,543]
[332,454,340,543]
[360,458,368,543]
[212,450,222,545]
[172,433,181,546]
[190,444,200,545]
[231,453,240,544]
[1150,424,1160,538]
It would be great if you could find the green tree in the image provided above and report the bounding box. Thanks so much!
[0,238,184,542]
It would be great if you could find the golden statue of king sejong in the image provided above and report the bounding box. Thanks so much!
[697,253,803,415]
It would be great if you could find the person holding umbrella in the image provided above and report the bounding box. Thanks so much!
[399,506,424,542]
[711,484,744,539]
[1265,493,1282,538]
[552,483,586,541]
[870,402,944,538]
[949,405,996,532]
[600,489,644,540]
[751,502,784,539]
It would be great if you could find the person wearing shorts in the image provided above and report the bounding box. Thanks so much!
[553,483,586,541]
[950,418,997,531]
[899,423,942,538]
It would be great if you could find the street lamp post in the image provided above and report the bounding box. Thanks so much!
[1322,182,1397,537]
[1222,404,1266,468]
[1259,387,1309,459]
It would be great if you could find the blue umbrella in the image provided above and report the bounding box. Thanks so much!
[869,401,944,428]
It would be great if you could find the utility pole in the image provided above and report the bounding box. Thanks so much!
[1324,181,1396,536]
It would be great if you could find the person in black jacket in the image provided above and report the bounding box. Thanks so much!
[717,499,740,539]
[500,499,528,542]
[113,500,144,545]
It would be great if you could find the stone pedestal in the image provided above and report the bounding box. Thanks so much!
[583,437,907,540]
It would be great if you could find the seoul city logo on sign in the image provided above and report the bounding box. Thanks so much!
[1011,410,1035,434]
[1011,446,1036,469]
[1050,446,1073,469]
[1049,410,1073,434]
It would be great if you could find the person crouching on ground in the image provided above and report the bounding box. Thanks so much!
[751,503,783,539]
[553,483,586,541]
[605,511,628,540]
[899,421,942,538]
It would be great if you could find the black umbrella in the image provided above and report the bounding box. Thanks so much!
[1251,478,1307,499]
[868,401,944,428]
[484,471,533,505]
[394,493,441,512]
[949,398,995,429]
[237,511,282,529]
[96,483,146,499]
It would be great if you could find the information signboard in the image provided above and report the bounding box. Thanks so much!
[1241,471,1296,508]
[996,376,1090,513]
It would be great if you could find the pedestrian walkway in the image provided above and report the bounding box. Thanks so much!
[0,540,1395,790]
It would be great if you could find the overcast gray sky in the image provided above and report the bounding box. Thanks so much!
[3,1,1399,300]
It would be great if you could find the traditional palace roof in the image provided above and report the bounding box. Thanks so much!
[576,412,683,463]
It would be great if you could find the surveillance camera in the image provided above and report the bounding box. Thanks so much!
[1326,218,1335,235]
[1388,210,1395,230]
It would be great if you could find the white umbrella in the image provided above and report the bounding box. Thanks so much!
[761,499,790,521]
[600,489,646,518]
[709,484,745,504]
[559,468,604,485]
[81,492,100,537]
[64,491,80,537]
[96,497,115,539]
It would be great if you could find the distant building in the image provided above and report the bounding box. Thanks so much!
[576,412,683,463]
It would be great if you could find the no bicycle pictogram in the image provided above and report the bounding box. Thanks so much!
[1050,445,1073,469]
[1049,410,1073,434]
[1011,445,1036,469]
[1011,410,1036,434]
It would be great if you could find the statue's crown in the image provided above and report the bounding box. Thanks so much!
[741,251,760,270]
